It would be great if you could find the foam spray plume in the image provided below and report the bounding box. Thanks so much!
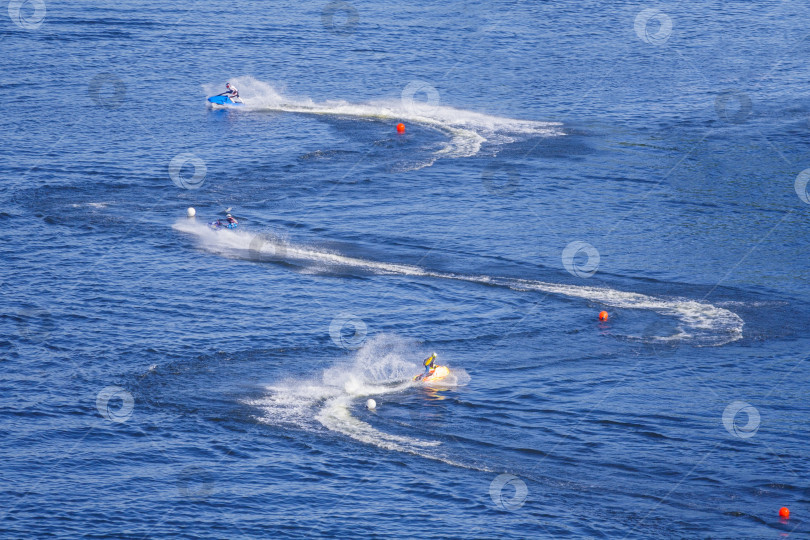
[245,335,476,469]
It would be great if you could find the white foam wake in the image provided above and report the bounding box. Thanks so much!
[174,219,744,346]
[501,279,743,345]
[204,77,563,169]
[245,335,478,469]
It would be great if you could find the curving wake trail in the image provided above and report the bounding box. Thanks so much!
[174,220,744,346]
[244,335,483,470]
[204,77,564,169]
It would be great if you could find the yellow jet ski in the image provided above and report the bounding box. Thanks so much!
[413,352,450,383]
[414,365,450,383]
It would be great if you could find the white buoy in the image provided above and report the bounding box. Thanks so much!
[186,207,196,218]
[366,398,376,410]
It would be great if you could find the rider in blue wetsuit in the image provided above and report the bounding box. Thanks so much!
[212,213,238,229]
[222,213,238,228]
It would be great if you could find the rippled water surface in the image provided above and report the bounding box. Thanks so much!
[2,1,810,538]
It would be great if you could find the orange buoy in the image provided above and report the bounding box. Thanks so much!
[779,507,790,519]
[396,122,406,134]
[598,311,609,322]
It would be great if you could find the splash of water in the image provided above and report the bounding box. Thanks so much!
[246,335,476,468]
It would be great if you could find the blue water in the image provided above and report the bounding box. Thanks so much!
[3,1,810,537]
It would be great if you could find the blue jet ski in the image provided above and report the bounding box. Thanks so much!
[209,219,238,230]
[207,95,244,108]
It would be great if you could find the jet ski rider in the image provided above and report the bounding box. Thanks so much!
[224,82,240,102]
[420,353,438,379]
[213,213,238,228]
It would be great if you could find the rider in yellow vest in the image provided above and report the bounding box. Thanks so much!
[416,353,438,380]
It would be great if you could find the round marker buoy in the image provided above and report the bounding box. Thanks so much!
[598,310,609,322]
[186,207,196,218]
[367,399,376,410]
[779,507,790,519]
[396,123,406,134]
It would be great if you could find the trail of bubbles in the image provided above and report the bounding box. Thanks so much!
[174,219,744,346]
[246,335,484,470]
[204,77,563,168]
